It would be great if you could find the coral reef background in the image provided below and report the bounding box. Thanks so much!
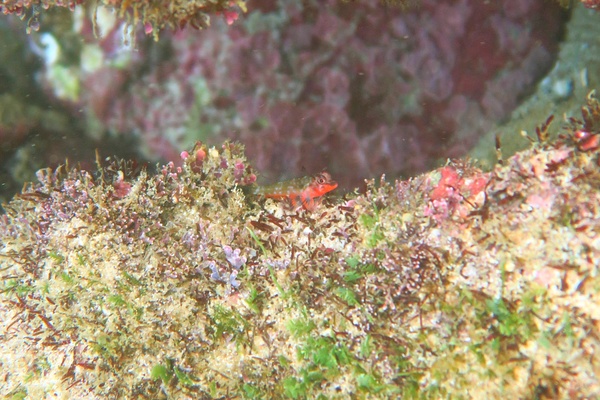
[96,0,564,189]
[0,0,574,202]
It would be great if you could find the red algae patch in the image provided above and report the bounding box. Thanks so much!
[8,0,566,190]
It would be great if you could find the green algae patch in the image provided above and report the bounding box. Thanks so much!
[1,97,600,398]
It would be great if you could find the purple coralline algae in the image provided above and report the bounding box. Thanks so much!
[9,0,566,190]
[0,96,599,398]
[104,0,565,189]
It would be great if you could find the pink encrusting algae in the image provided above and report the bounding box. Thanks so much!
[103,0,565,189]
[5,0,566,192]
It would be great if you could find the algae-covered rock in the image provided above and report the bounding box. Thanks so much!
[1,0,246,36]
[1,98,599,398]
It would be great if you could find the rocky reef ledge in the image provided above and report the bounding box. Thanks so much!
[1,96,599,399]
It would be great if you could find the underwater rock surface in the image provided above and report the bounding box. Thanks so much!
[470,3,600,169]
[1,97,599,398]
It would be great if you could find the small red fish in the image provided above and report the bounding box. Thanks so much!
[253,172,338,210]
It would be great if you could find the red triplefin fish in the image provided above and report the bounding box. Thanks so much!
[253,172,338,210]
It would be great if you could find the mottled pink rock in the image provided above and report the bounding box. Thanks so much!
[36,0,566,189]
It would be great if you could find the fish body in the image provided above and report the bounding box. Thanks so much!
[253,172,338,210]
